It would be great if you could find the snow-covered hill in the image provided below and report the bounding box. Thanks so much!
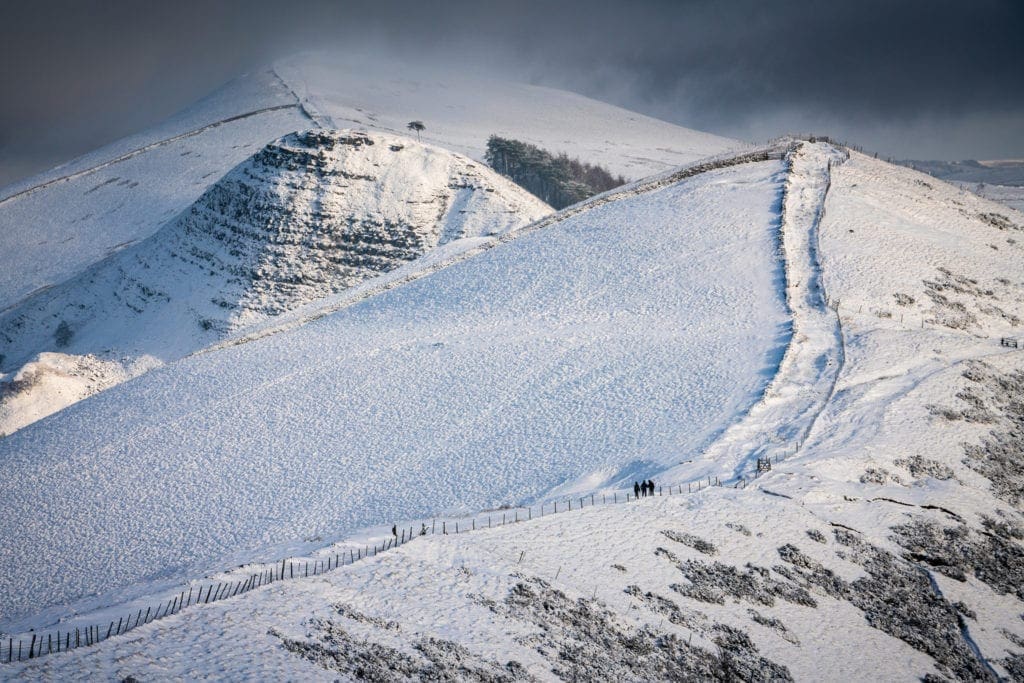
[3,139,1024,680]
[0,129,548,435]
[0,52,739,316]
[0,147,791,630]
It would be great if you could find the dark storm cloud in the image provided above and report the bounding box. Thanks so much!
[1,0,1022,186]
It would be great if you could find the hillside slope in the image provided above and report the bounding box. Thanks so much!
[5,142,1024,682]
[0,130,548,435]
[0,151,790,630]
[0,53,739,315]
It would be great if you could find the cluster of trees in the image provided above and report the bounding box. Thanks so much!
[484,136,627,209]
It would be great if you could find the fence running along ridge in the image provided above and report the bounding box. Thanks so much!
[2,471,780,665]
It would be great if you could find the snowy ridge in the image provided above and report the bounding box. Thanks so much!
[208,143,791,355]
[0,130,549,435]
[0,54,738,315]
[5,142,1024,681]
[0,104,308,209]
[662,142,849,488]
[0,154,790,633]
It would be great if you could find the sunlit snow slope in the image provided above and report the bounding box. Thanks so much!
[0,156,789,627]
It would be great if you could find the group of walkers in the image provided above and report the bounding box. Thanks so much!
[633,479,656,498]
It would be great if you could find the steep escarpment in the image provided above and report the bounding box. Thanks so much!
[0,130,549,434]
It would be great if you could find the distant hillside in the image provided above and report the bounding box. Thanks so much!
[899,158,1024,186]
[898,158,1024,211]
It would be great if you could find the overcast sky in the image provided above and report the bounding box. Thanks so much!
[2,0,1022,186]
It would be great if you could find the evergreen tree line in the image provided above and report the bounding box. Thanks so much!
[484,135,628,209]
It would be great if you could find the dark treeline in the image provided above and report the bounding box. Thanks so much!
[484,136,628,209]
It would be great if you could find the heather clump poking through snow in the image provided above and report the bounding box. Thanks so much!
[892,518,1024,600]
[655,546,817,608]
[489,577,792,682]
[273,620,531,681]
[832,529,996,681]
[929,360,1024,507]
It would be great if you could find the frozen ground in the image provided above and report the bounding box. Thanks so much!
[3,143,1023,681]
[0,157,790,630]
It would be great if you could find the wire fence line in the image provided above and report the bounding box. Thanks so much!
[2,474,749,665]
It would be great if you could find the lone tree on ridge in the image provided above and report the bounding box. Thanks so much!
[407,120,425,141]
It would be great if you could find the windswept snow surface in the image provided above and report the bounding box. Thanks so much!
[0,158,788,628]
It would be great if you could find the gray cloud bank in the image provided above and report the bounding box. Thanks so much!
[1,0,1022,186]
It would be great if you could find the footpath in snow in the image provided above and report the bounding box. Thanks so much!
[662,141,849,487]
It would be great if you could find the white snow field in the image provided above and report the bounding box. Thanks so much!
[0,154,791,630]
[0,129,549,435]
[4,142,1024,681]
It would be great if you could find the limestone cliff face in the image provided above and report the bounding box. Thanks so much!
[164,130,549,323]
